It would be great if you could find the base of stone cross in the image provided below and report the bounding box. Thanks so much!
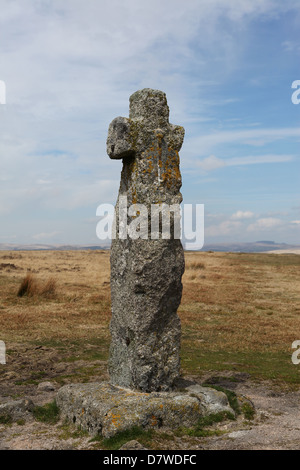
[56,380,235,439]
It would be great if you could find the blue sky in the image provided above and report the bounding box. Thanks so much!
[0,0,299,246]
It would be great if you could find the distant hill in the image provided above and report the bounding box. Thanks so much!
[197,241,300,253]
[0,243,110,251]
[0,241,299,253]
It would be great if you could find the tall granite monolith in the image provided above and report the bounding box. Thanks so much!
[55,90,239,437]
[107,88,185,392]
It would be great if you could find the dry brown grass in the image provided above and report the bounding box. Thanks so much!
[0,249,300,384]
[17,273,57,298]
[39,277,57,297]
[181,251,300,351]
[0,250,111,343]
[17,273,38,297]
[186,261,205,270]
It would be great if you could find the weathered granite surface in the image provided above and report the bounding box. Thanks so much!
[0,398,34,421]
[56,381,234,438]
[107,89,185,392]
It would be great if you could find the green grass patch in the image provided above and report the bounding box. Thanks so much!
[31,337,110,362]
[202,384,240,415]
[0,414,13,425]
[64,339,109,363]
[175,410,234,438]
[14,370,47,386]
[241,401,255,420]
[181,348,300,386]
[64,350,108,363]
[16,419,26,426]
[32,400,60,424]
[202,383,256,421]
[30,339,68,350]
[197,411,235,427]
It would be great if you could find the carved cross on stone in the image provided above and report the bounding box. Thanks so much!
[107,89,185,392]
[107,89,184,205]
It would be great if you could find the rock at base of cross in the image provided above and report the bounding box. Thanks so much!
[56,380,235,439]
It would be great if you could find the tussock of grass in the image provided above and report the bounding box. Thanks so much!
[40,277,57,297]
[17,273,38,297]
[17,273,57,298]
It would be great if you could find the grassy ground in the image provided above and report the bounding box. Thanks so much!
[0,249,300,389]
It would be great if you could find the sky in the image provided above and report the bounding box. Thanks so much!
[0,0,299,247]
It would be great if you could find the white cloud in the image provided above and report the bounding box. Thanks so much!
[247,218,283,232]
[192,152,294,173]
[196,155,226,171]
[204,212,299,242]
[186,129,300,158]
[32,231,60,240]
[227,154,294,165]
[205,220,242,237]
[231,211,254,220]
[2,0,299,121]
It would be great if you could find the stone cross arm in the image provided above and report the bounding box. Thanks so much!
[106,89,185,160]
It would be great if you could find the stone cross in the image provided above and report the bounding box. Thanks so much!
[106,88,185,392]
